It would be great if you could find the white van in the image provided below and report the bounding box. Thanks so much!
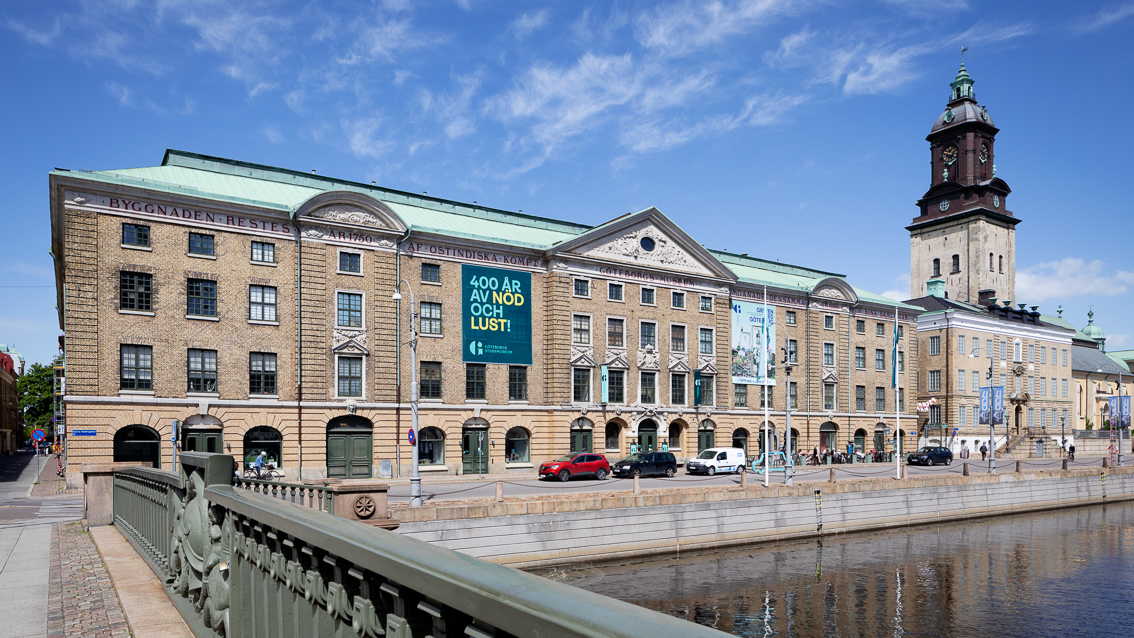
[685,447,747,475]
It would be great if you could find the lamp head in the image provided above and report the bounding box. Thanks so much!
[392,292,403,301]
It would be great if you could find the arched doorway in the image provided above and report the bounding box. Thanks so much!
[327,415,372,479]
[698,420,715,452]
[789,428,800,454]
[243,426,282,470]
[113,425,161,468]
[732,428,749,454]
[667,421,685,453]
[638,419,659,452]
[419,427,445,465]
[605,422,622,452]
[505,427,530,463]
[462,419,489,474]
[757,422,776,455]
[873,425,886,451]
[182,415,223,453]
[819,422,838,452]
[853,428,867,453]
[570,418,593,453]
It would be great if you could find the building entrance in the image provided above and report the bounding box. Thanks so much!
[113,425,161,468]
[326,415,372,479]
[638,420,658,452]
[462,423,489,474]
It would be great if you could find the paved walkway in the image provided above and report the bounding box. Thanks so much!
[48,523,129,638]
[88,526,192,638]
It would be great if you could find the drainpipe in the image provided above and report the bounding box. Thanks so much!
[290,210,303,479]
[395,228,412,477]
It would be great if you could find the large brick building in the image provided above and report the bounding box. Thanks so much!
[51,150,920,482]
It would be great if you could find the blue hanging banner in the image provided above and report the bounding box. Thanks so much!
[979,387,991,425]
[991,386,1005,426]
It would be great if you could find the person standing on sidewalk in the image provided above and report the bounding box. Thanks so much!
[980,443,988,461]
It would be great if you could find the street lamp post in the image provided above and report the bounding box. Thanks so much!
[1061,416,1066,457]
[969,345,998,474]
[392,281,421,507]
[781,338,794,486]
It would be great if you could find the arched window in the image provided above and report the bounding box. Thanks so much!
[698,419,715,451]
[667,422,683,451]
[243,426,282,468]
[113,425,161,468]
[570,418,593,453]
[990,253,994,271]
[605,422,621,451]
[732,428,749,454]
[419,427,445,465]
[951,254,960,273]
[853,428,867,452]
[932,258,941,277]
[999,255,1003,273]
[505,427,530,463]
[819,422,838,452]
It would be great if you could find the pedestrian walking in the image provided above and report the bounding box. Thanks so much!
[1068,444,1075,461]
[980,443,988,461]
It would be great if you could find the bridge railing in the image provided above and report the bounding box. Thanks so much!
[112,452,729,638]
[232,476,334,513]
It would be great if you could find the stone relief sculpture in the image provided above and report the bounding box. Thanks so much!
[814,287,847,300]
[307,207,387,227]
[638,346,660,370]
[587,227,703,271]
[570,344,595,367]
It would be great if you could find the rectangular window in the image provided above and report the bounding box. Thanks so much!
[420,362,442,399]
[189,233,214,255]
[466,364,486,400]
[120,272,152,311]
[1062,379,1068,398]
[607,318,624,347]
[1000,373,1007,388]
[823,383,835,410]
[337,356,363,397]
[672,291,685,308]
[420,302,442,335]
[930,404,942,424]
[898,351,905,372]
[734,384,747,408]
[1015,375,1022,394]
[929,370,942,392]
[608,283,623,301]
[187,349,218,393]
[876,387,886,412]
[855,385,866,411]
[122,223,150,247]
[986,339,993,360]
[1000,340,1007,360]
[929,336,941,355]
[960,405,968,427]
[856,320,865,333]
[672,325,686,352]
[249,285,277,322]
[572,315,591,344]
[823,343,835,366]
[1041,346,1047,364]
[640,372,656,404]
[573,279,589,297]
[824,315,834,329]
[699,328,714,355]
[877,323,886,336]
[1040,377,1046,396]
[120,345,152,390]
[759,385,772,409]
[671,373,686,405]
[875,349,886,371]
[786,310,797,325]
[573,368,591,402]
[249,353,277,395]
[898,325,904,338]
[788,339,798,363]
[337,292,362,327]
[700,376,715,406]
[898,388,905,412]
[641,322,657,348]
[608,370,625,403]
[339,251,361,273]
[973,371,980,390]
[789,382,798,409]
[187,279,217,317]
[641,287,655,305]
[1028,408,1035,428]
[1028,376,1034,395]
[1029,344,1035,363]
[508,366,528,401]
[700,296,713,312]
[421,263,440,283]
[959,370,967,392]
[251,241,275,263]
[1062,349,1068,366]
[958,335,966,354]
[855,347,866,369]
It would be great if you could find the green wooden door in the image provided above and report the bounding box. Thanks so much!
[327,433,372,479]
[637,426,657,452]
[569,429,592,453]
[698,428,715,452]
[874,431,885,451]
[462,428,488,474]
[183,429,222,455]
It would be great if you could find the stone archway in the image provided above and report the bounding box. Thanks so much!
[327,415,373,479]
[114,425,161,468]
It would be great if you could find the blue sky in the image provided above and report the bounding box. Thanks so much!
[3,0,1133,367]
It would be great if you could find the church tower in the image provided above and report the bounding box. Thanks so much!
[908,57,1018,303]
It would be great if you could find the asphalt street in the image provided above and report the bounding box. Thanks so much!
[386,456,1107,503]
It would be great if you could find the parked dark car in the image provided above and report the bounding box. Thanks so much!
[538,453,611,481]
[611,451,678,478]
[906,446,953,466]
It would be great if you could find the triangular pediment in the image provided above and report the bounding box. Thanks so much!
[332,340,370,355]
[548,208,736,280]
[669,358,691,373]
[604,352,629,369]
[571,351,596,368]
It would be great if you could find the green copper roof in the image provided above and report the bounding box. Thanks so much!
[1081,311,1105,339]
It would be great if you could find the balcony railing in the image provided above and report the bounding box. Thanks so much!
[112,452,729,638]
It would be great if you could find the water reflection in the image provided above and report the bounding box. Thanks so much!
[546,502,1134,637]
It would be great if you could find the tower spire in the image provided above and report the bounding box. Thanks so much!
[950,50,975,102]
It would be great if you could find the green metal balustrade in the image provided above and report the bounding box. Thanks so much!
[232,477,334,513]
[111,452,729,638]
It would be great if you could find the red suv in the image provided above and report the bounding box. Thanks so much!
[538,453,611,481]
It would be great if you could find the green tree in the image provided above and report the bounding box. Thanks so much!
[17,362,54,438]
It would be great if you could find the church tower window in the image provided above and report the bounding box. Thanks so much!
[932,258,941,277]
[951,255,960,273]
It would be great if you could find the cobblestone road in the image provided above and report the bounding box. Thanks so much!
[47,523,130,638]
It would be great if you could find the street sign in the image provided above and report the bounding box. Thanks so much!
[31,429,46,442]
[70,430,97,437]
[407,429,416,445]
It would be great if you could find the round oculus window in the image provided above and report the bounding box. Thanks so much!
[939,199,950,212]
[640,237,656,252]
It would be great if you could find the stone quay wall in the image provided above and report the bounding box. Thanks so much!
[393,466,1134,569]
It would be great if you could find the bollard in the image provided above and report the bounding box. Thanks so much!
[741,469,748,488]
[633,474,641,494]
[829,467,836,483]
[1103,457,1109,468]
[495,481,504,502]
[1016,460,1022,473]
[963,463,969,476]
[1062,459,1068,471]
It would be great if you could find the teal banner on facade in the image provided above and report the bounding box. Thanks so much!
[730,299,775,386]
[600,365,609,404]
[461,264,533,365]
[693,370,702,405]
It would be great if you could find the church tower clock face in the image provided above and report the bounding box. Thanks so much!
[942,144,959,165]
[979,142,989,163]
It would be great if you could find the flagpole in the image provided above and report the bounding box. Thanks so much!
[895,305,901,480]
[764,285,770,487]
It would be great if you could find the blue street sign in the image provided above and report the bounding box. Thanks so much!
[31,429,45,441]
[408,429,416,445]
[70,430,97,437]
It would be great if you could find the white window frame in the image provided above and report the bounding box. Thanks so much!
[337,250,364,276]
[607,282,624,302]
[824,315,835,330]
[928,335,941,356]
[823,342,835,367]
[698,326,715,355]
[334,354,366,400]
[670,323,687,353]
[671,291,686,310]
[640,286,656,306]
[335,289,366,329]
[606,315,627,348]
[572,367,592,404]
[786,310,797,326]
[572,313,592,345]
[699,295,714,313]
[572,278,591,299]
[639,321,658,349]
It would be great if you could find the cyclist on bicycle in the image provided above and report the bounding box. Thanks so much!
[253,451,268,479]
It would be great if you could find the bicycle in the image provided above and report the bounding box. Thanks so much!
[243,467,284,481]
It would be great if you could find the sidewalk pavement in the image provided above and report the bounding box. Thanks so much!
[88,526,192,638]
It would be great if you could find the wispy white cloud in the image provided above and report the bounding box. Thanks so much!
[342,116,394,159]
[1017,258,1134,302]
[1077,3,1134,33]
[510,10,551,39]
[263,124,285,144]
[843,45,926,95]
[5,17,60,45]
[881,272,911,301]
[106,83,133,107]
[635,0,802,57]
[1110,334,1132,349]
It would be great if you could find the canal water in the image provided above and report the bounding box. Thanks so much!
[546,501,1134,637]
